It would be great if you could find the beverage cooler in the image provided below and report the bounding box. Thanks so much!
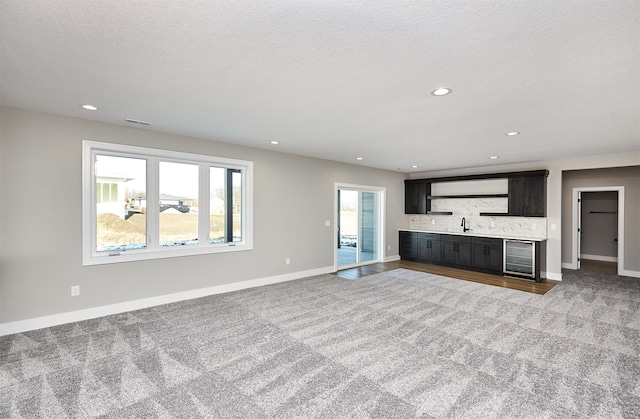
[503,239,535,279]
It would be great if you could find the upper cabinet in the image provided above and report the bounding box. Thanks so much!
[405,180,430,214]
[508,174,547,217]
[405,170,548,217]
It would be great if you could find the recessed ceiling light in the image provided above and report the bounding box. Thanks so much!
[269,140,279,145]
[506,131,520,136]
[412,165,419,168]
[356,157,364,161]
[81,104,98,111]
[490,156,500,160]
[431,87,452,96]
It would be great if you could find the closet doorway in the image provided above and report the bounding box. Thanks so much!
[572,186,624,275]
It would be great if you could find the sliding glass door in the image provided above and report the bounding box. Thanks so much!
[337,186,383,269]
[359,191,378,263]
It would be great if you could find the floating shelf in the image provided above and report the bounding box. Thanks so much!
[426,211,453,215]
[428,194,508,199]
[479,212,510,217]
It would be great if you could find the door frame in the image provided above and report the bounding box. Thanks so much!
[334,183,386,270]
[571,186,624,274]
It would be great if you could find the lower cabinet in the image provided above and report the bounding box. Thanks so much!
[399,231,418,260]
[399,231,505,276]
[417,233,441,263]
[441,235,472,267]
[471,237,503,274]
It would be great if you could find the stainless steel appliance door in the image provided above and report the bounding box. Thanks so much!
[503,239,535,278]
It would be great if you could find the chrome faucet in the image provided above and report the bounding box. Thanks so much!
[461,217,470,232]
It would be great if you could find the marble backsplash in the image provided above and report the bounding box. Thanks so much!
[409,198,547,239]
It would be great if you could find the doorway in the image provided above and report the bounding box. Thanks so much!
[335,184,385,270]
[571,186,625,275]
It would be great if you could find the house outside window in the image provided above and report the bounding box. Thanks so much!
[83,140,253,265]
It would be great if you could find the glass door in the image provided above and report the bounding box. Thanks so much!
[337,188,381,269]
[359,191,378,263]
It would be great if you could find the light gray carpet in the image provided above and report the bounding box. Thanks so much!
[1,266,640,418]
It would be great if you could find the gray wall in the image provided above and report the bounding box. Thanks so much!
[0,107,407,324]
[562,166,640,271]
[580,191,618,259]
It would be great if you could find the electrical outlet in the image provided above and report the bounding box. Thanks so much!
[490,222,495,228]
[431,219,436,224]
[531,224,536,230]
[551,224,557,231]
[387,245,391,250]
[325,220,331,227]
[286,258,291,265]
[71,286,80,297]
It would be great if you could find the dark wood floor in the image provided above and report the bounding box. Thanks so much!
[333,260,559,295]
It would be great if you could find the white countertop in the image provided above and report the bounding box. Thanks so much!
[399,229,547,241]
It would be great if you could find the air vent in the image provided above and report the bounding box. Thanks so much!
[125,118,151,126]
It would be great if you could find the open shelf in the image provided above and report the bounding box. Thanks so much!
[479,212,510,216]
[427,211,453,215]
[428,194,508,199]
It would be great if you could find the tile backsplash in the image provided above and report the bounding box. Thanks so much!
[408,198,547,239]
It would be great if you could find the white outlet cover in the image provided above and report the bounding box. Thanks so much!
[325,220,331,227]
[531,224,536,230]
[431,219,435,224]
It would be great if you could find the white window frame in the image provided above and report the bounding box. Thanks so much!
[82,140,253,266]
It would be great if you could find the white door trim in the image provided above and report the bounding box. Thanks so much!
[571,186,624,275]
[334,183,386,271]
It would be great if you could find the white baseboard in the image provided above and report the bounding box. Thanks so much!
[545,272,563,281]
[581,254,618,263]
[384,254,400,262]
[621,269,640,279]
[0,265,335,337]
[559,262,639,279]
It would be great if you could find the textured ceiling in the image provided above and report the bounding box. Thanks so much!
[1,0,638,172]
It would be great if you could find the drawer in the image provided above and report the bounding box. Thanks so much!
[419,233,441,241]
[472,237,502,246]
[400,231,416,239]
[441,234,471,243]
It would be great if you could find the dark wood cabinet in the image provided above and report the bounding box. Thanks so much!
[441,235,471,267]
[405,180,430,214]
[400,231,542,281]
[471,237,503,274]
[527,175,546,216]
[399,231,418,259]
[508,175,547,217]
[406,170,548,217]
[417,233,441,263]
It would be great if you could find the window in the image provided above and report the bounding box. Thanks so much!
[83,141,253,265]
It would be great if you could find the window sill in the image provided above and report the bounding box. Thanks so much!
[83,241,252,266]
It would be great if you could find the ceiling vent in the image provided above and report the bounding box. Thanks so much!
[124,118,151,126]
